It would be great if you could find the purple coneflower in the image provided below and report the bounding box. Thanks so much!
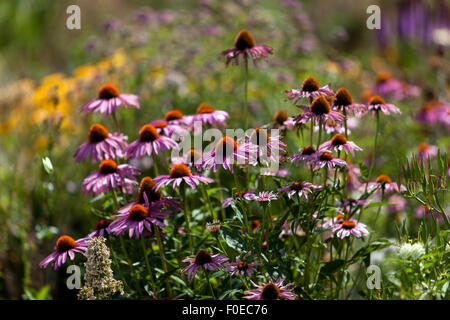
[164,109,192,126]
[387,195,407,214]
[222,190,256,208]
[171,148,205,171]
[150,119,188,138]
[417,143,438,161]
[290,145,317,165]
[246,128,286,166]
[367,95,401,115]
[191,103,229,126]
[332,219,369,239]
[245,191,278,202]
[88,219,112,238]
[416,206,445,223]
[333,88,367,116]
[74,123,128,163]
[39,235,88,270]
[312,150,346,170]
[229,254,259,277]
[125,124,178,159]
[323,120,346,134]
[367,174,406,193]
[279,181,315,200]
[372,71,419,101]
[323,213,346,229]
[82,159,139,195]
[220,29,273,67]
[243,278,297,300]
[285,76,334,105]
[206,220,221,233]
[319,133,362,156]
[203,136,252,172]
[181,249,229,281]
[153,163,213,190]
[80,83,139,115]
[294,96,344,125]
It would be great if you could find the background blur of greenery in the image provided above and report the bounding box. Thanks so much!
[0,0,448,299]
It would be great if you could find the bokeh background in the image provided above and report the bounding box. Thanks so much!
[0,0,448,299]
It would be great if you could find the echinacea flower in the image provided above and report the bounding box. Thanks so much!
[372,71,419,101]
[415,206,445,223]
[220,29,273,67]
[181,250,229,281]
[40,235,88,270]
[272,110,291,129]
[279,181,315,200]
[319,133,362,156]
[190,103,229,126]
[284,76,334,104]
[290,145,317,165]
[150,119,188,139]
[245,191,278,202]
[246,128,286,166]
[367,174,406,193]
[203,136,253,172]
[323,213,346,229]
[222,190,256,208]
[228,254,259,277]
[312,150,346,170]
[153,163,214,190]
[333,88,367,116]
[164,109,191,126]
[416,143,438,162]
[243,278,297,300]
[80,83,139,115]
[322,120,346,134]
[74,123,128,163]
[82,160,140,195]
[88,219,112,238]
[367,96,401,115]
[125,124,178,159]
[171,148,205,171]
[206,220,221,233]
[109,199,171,238]
[294,96,344,125]
[332,219,369,239]
[387,195,407,214]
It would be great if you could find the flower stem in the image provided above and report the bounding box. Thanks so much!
[152,153,159,177]
[201,183,217,220]
[204,269,216,299]
[180,183,193,253]
[119,235,143,296]
[243,56,249,130]
[154,225,173,297]
[140,236,157,294]
[365,111,380,192]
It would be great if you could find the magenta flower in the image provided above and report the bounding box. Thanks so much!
[82,160,139,195]
[181,250,229,281]
[332,219,369,239]
[220,29,273,67]
[279,181,315,200]
[372,72,419,101]
[74,123,128,163]
[88,219,112,238]
[294,96,344,125]
[190,103,229,127]
[387,195,407,214]
[203,136,254,172]
[245,191,278,202]
[416,206,445,223]
[170,148,205,171]
[153,163,214,190]
[322,120,346,134]
[164,109,192,126]
[245,128,286,166]
[290,145,317,166]
[417,143,438,162]
[80,83,139,115]
[125,124,178,159]
[367,174,406,193]
[149,119,188,138]
[243,278,297,300]
[312,150,346,170]
[228,254,259,277]
[319,133,362,156]
[367,96,401,115]
[333,88,367,116]
[39,235,88,270]
[284,76,334,104]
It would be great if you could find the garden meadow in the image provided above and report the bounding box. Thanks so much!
[0,0,448,300]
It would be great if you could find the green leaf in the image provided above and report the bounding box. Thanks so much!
[219,227,246,252]
[358,160,369,180]
[350,240,392,264]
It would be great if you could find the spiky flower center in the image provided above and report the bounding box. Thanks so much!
[310,96,331,115]
[335,214,345,220]
[139,124,160,142]
[88,123,109,143]
[234,29,256,50]
[237,261,249,271]
[138,176,162,203]
[331,133,348,146]
[99,159,118,174]
[95,219,111,230]
[376,71,391,84]
[165,110,183,122]
[301,145,316,155]
[335,88,353,106]
[302,76,320,92]
[249,128,269,146]
[291,182,305,191]
[319,152,334,161]
[418,143,429,152]
[369,96,386,106]
[194,249,213,265]
[98,83,120,99]
[342,220,356,229]
[153,121,168,129]
[376,174,392,184]
[215,136,238,157]
[185,148,202,164]
[56,235,77,252]
[196,103,215,114]
[261,282,280,300]
[274,110,289,124]
[128,204,149,221]
[169,163,192,178]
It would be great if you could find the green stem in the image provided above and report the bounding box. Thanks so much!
[119,235,143,296]
[201,183,217,220]
[154,225,173,297]
[152,153,159,177]
[204,269,216,299]
[243,56,249,130]
[180,183,193,253]
[140,236,157,294]
[365,111,380,192]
